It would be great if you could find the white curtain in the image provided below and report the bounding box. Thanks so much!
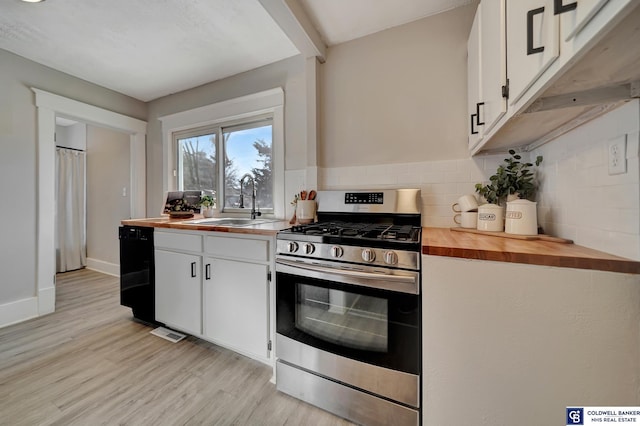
[56,147,87,272]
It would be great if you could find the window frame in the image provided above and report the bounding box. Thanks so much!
[174,115,275,214]
[174,124,219,197]
[159,88,285,219]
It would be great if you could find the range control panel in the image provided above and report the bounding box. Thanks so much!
[344,192,384,204]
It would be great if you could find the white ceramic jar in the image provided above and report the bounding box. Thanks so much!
[477,203,504,232]
[505,199,538,235]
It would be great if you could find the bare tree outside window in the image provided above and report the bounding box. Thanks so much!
[176,120,272,212]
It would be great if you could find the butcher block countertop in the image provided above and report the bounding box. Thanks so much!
[121,219,640,274]
[422,227,640,274]
[121,216,290,236]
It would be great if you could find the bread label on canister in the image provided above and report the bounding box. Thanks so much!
[479,213,496,221]
[506,211,523,219]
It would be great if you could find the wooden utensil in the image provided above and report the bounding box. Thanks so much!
[289,193,299,224]
[308,190,316,200]
[300,190,307,200]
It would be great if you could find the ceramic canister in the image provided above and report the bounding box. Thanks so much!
[505,199,538,235]
[296,200,317,224]
[477,203,504,232]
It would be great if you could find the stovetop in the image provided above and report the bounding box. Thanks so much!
[283,221,420,241]
[277,220,422,252]
[277,190,423,261]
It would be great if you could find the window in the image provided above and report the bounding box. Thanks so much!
[175,117,273,213]
[160,88,284,218]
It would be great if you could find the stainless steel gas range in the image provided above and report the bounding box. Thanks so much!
[275,189,422,426]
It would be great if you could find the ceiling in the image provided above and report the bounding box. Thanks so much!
[0,0,473,102]
[300,0,474,46]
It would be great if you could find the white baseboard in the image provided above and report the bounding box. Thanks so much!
[86,258,120,277]
[0,297,38,329]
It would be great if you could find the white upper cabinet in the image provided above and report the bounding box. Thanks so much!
[561,0,609,41]
[467,7,483,150]
[479,0,507,133]
[468,0,639,154]
[467,0,507,150]
[507,0,560,105]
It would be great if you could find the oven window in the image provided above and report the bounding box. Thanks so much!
[276,270,420,374]
[296,284,388,352]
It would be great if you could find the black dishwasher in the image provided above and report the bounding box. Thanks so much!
[119,226,158,325]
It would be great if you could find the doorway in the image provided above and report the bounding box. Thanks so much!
[55,120,132,276]
[34,88,147,316]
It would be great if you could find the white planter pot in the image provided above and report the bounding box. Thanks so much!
[202,207,216,218]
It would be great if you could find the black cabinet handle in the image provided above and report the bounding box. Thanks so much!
[527,7,546,55]
[554,0,577,15]
[191,262,197,278]
[470,114,478,135]
[205,263,211,280]
[476,102,485,126]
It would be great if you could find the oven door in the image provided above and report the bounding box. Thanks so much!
[275,257,420,375]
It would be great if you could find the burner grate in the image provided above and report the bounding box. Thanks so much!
[287,221,419,242]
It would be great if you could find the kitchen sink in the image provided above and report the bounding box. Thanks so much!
[185,218,279,227]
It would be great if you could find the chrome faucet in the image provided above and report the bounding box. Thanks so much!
[239,173,261,219]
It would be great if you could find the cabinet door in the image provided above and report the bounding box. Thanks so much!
[467,6,483,149]
[560,0,609,41]
[507,0,560,105]
[203,258,269,359]
[479,0,507,134]
[155,249,202,335]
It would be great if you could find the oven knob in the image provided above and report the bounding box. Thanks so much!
[286,241,299,253]
[302,243,315,255]
[330,246,344,258]
[361,248,376,263]
[384,251,398,265]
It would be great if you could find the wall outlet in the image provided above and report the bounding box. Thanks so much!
[608,135,627,175]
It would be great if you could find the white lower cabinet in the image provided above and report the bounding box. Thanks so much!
[203,258,269,359]
[154,230,273,364]
[421,254,640,426]
[155,249,202,335]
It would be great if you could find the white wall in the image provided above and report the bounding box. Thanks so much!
[55,123,87,151]
[0,48,145,327]
[319,4,476,168]
[86,125,131,274]
[423,255,640,426]
[532,100,640,260]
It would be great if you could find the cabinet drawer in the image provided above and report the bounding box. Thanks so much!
[205,236,269,262]
[155,231,202,252]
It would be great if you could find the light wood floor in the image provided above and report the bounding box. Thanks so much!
[0,269,354,426]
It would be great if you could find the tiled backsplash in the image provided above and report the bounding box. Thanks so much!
[531,100,640,261]
[315,156,503,228]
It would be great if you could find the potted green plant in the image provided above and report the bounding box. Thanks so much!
[475,150,543,205]
[199,194,217,218]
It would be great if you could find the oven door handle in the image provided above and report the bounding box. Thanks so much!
[275,258,419,295]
